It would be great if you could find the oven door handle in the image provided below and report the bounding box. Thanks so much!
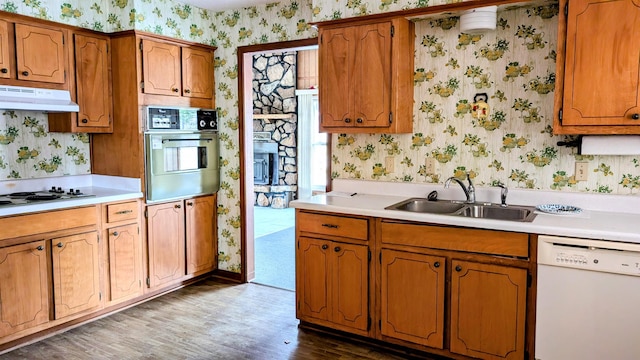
[161,138,213,143]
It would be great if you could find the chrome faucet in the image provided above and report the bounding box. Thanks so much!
[444,172,475,204]
[496,183,508,207]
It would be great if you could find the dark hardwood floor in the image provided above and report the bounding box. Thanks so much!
[0,279,420,360]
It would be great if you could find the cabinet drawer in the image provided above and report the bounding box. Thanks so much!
[0,206,97,241]
[298,212,368,241]
[106,201,139,223]
[380,222,528,258]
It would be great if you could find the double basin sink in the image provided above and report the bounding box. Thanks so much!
[385,198,537,222]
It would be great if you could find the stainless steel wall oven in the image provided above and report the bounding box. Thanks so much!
[144,107,220,203]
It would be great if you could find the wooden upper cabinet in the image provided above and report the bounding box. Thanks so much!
[14,23,65,84]
[0,240,49,338]
[142,39,181,97]
[74,34,111,129]
[449,260,527,360]
[182,47,214,99]
[318,17,414,134]
[0,20,11,79]
[380,249,445,348]
[51,231,101,319]
[555,0,640,134]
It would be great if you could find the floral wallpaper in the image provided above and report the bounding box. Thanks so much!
[1,0,638,275]
[0,111,90,179]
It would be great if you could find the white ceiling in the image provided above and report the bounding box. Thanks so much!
[179,0,276,12]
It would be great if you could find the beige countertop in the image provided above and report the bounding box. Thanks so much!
[0,175,143,217]
[291,180,640,244]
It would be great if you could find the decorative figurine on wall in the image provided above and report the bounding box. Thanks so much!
[471,93,490,120]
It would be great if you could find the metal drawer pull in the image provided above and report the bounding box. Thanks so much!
[632,114,639,120]
[81,118,88,123]
[56,242,63,248]
[112,231,119,236]
[115,210,133,215]
[455,265,462,272]
[321,224,339,229]
[36,245,44,251]
[21,70,29,76]
[322,244,328,250]
[344,118,351,123]
[175,204,182,209]
[356,118,363,123]
[0,68,7,73]
[334,246,341,252]
[434,261,440,268]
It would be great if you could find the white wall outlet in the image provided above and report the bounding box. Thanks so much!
[425,157,436,174]
[385,156,394,173]
[575,162,588,181]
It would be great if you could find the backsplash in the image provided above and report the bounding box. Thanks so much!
[0,111,90,180]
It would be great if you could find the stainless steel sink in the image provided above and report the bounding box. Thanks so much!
[387,198,465,214]
[385,198,537,222]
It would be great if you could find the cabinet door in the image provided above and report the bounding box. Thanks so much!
[14,23,65,84]
[297,236,330,322]
[0,20,10,79]
[74,34,111,129]
[319,26,354,128]
[380,249,445,348]
[353,22,392,128]
[331,242,368,331]
[142,39,181,96]
[0,240,49,337]
[108,223,143,302]
[51,232,100,319]
[146,201,186,288]
[185,195,217,275]
[182,47,214,99]
[562,0,640,126]
[450,260,527,360]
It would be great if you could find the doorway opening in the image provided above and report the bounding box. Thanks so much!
[237,38,325,289]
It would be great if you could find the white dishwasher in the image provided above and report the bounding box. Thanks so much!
[536,235,640,360]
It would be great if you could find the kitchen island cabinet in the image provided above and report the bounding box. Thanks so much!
[296,210,370,335]
[554,0,640,134]
[317,17,414,134]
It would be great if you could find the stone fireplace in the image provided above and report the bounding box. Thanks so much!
[252,51,298,208]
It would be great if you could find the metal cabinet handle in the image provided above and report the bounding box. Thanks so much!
[184,89,191,94]
[344,118,351,123]
[321,224,338,229]
[434,261,440,268]
[36,245,44,251]
[455,265,462,272]
[0,68,7,73]
[81,118,88,123]
[356,118,363,123]
[632,114,640,120]
[21,70,29,76]
[334,246,341,252]
[187,201,193,206]
[56,242,63,248]
[115,210,133,215]
[175,204,182,209]
[112,231,119,236]
[321,244,328,250]
[172,88,179,93]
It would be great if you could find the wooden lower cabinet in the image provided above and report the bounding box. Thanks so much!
[297,236,369,333]
[51,231,101,319]
[450,260,527,360]
[107,223,143,302]
[146,201,186,288]
[0,240,49,338]
[185,196,217,275]
[380,249,445,348]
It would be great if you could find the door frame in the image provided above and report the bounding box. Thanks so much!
[237,37,322,283]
